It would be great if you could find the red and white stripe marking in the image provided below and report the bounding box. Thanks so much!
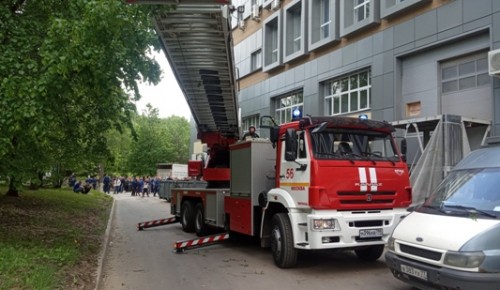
[137,217,178,230]
[174,233,230,252]
[357,167,379,192]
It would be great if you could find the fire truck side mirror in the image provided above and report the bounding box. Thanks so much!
[285,128,298,161]
[270,126,280,144]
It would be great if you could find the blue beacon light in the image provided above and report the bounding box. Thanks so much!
[359,114,368,120]
[292,108,302,120]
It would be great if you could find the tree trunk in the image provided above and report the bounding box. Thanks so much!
[6,177,19,197]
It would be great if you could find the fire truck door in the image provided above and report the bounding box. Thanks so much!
[279,131,310,208]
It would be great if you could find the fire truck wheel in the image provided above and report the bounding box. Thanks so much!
[270,213,298,268]
[181,201,196,233]
[195,203,208,237]
[354,245,384,261]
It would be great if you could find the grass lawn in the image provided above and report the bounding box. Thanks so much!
[0,186,112,290]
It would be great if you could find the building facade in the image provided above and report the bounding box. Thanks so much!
[230,0,500,140]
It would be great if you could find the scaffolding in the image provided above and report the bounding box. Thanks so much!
[392,114,490,205]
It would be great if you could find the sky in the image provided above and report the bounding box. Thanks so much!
[135,50,192,120]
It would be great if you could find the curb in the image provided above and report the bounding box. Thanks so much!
[94,195,116,290]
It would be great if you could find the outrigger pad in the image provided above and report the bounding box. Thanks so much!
[174,232,230,253]
[137,217,179,231]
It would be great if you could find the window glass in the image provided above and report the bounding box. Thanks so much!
[459,61,475,76]
[275,91,304,124]
[458,76,475,90]
[341,94,349,113]
[442,80,458,93]
[325,70,371,116]
[441,52,490,94]
[477,58,488,72]
[310,129,399,162]
[442,66,457,80]
[350,91,359,111]
[477,73,490,86]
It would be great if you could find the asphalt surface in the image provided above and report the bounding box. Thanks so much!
[98,193,413,290]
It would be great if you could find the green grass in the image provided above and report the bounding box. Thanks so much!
[0,187,112,290]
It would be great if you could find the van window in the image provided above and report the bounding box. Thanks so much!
[421,168,500,218]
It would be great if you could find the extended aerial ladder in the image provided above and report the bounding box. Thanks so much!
[131,0,239,251]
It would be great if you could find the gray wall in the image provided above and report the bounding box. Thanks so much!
[235,0,500,136]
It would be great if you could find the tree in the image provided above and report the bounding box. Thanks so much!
[0,0,163,196]
[126,105,190,177]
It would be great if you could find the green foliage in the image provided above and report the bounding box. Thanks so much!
[0,0,163,194]
[126,105,190,176]
[0,186,112,289]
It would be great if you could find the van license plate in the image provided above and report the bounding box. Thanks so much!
[400,264,428,281]
[359,228,383,238]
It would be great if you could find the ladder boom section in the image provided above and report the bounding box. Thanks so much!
[146,1,239,138]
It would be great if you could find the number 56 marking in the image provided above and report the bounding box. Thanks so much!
[286,168,294,179]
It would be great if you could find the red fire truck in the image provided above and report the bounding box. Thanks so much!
[173,115,411,268]
[130,0,411,268]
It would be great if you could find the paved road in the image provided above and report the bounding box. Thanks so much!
[99,194,414,290]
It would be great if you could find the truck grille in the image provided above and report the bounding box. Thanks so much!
[349,220,383,227]
[400,244,442,261]
[337,191,396,205]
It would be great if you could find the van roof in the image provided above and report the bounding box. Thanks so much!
[454,146,500,170]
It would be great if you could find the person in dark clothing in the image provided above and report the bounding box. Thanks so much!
[103,174,111,194]
[73,181,91,194]
[242,126,259,140]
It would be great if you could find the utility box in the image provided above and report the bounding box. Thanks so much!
[229,139,275,206]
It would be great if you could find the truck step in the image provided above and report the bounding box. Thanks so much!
[137,217,179,230]
[174,232,230,253]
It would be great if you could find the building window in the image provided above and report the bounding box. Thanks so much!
[275,91,304,124]
[441,53,490,94]
[354,0,370,22]
[263,13,281,70]
[320,0,331,39]
[309,0,337,50]
[242,114,260,132]
[381,0,428,19]
[251,49,262,71]
[285,2,302,56]
[341,0,380,37]
[325,70,371,115]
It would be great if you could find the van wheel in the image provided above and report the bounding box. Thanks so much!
[181,201,195,233]
[195,203,209,237]
[355,245,384,261]
[270,213,298,268]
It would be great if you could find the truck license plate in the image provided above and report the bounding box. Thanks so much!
[400,264,428,281]
[359,228,383,238]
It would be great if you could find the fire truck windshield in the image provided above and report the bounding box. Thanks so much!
[309,128,400,162]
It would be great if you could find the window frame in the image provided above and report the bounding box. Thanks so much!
[274,91,304,124]
[309,0,339,51]
[283,0,307,63]
[325,70,371,116]
[440,53,490,95]
[263,11,282,72]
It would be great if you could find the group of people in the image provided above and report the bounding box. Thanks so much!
[69,126,260,196]
[101,175,162,197]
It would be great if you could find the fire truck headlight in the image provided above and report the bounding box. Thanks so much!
[312,219,335,230]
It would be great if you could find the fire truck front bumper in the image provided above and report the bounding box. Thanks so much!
[291,209,408,250]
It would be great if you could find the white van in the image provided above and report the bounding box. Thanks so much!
[385,140,500,290]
